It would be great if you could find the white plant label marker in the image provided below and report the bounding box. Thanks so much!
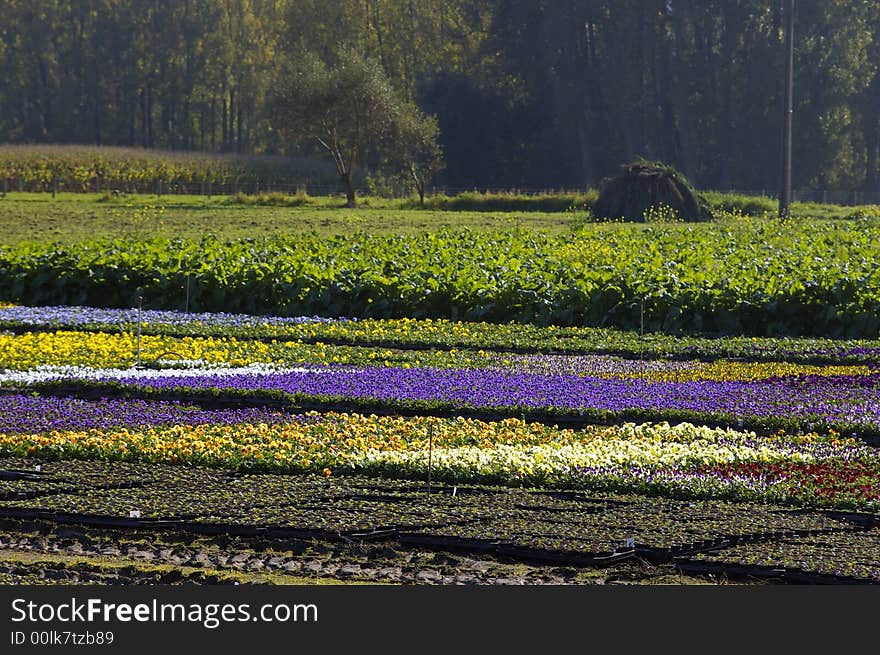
[129,510,141,519]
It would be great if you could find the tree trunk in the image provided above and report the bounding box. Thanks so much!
[140,87,148,147]
[237,102,243,154]
[229,87,236,152]
[864,75,880,192]
[210,96,216,150]
[128,93,135,146]
[665,6,697,182]
[38,59,52,138]
[410,164,425,206]
[412,174,425,205]
[637,2,648,155]
[146,82,154,148]
[718,4,738,191]
[342,172,357,207]
[92,57,102,145]
[182,97,190,149]
[221,81,228,149]
[867,120,879,193]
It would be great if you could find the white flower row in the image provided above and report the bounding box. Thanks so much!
[0,362,334,386]
[354,439,813,481]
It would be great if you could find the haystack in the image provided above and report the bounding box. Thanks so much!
[592,160,713,222]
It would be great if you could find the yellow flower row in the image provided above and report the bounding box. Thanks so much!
[0,413,842,482]
[0,331,260,368]
[0,331,870,382]
[0,330,489,370]
[617,360,872,382]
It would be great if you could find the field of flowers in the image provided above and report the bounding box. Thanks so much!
[1,303,879,583]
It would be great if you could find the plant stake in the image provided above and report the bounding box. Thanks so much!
[136,296,143,368]
[427,422,433,500]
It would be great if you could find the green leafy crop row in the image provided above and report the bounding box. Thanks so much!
[2,219,880,337]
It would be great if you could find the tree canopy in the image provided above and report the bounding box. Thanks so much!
[0,0,878,195]
[270,48,441,206]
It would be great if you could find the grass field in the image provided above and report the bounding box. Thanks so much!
[1,191,876,244]
[0,193,574,243]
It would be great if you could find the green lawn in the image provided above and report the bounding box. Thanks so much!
[3,191,874,245]
[0,192,576,243]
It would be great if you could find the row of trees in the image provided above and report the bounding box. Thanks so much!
[1,0,878,194]
[0,0,283,154]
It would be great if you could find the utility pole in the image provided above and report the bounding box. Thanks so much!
[779,0,795,219]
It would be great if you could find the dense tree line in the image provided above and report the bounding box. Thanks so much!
[0,0,877,193]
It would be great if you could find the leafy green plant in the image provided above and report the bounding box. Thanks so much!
[2,217,880,337]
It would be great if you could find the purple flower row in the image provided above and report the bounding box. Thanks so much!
[0,305,346,328]
[0,394,306,433]
[100,366,880,427]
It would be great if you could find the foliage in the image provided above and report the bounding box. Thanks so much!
[414,190,597,213]
[389,103,444,206]
[227,190,312,207]
[270,48,411,206]
[0,145,337,190]
[2,218,880,337]
[1,2,879,192]
[846,206,880,221]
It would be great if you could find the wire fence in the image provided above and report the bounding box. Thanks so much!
[0,177,344,197]
[2,175,879,206]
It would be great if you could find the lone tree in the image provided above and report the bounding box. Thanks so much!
[393,103,444,207]
[592,160,713,222]
[270,48,441,208]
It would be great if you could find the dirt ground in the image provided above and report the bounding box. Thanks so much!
[0,518,753,586]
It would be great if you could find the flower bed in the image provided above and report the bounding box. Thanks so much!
[2,407,879,511]
[5,306,880,364]
[18,363,877,437]
[3,302,879,581]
